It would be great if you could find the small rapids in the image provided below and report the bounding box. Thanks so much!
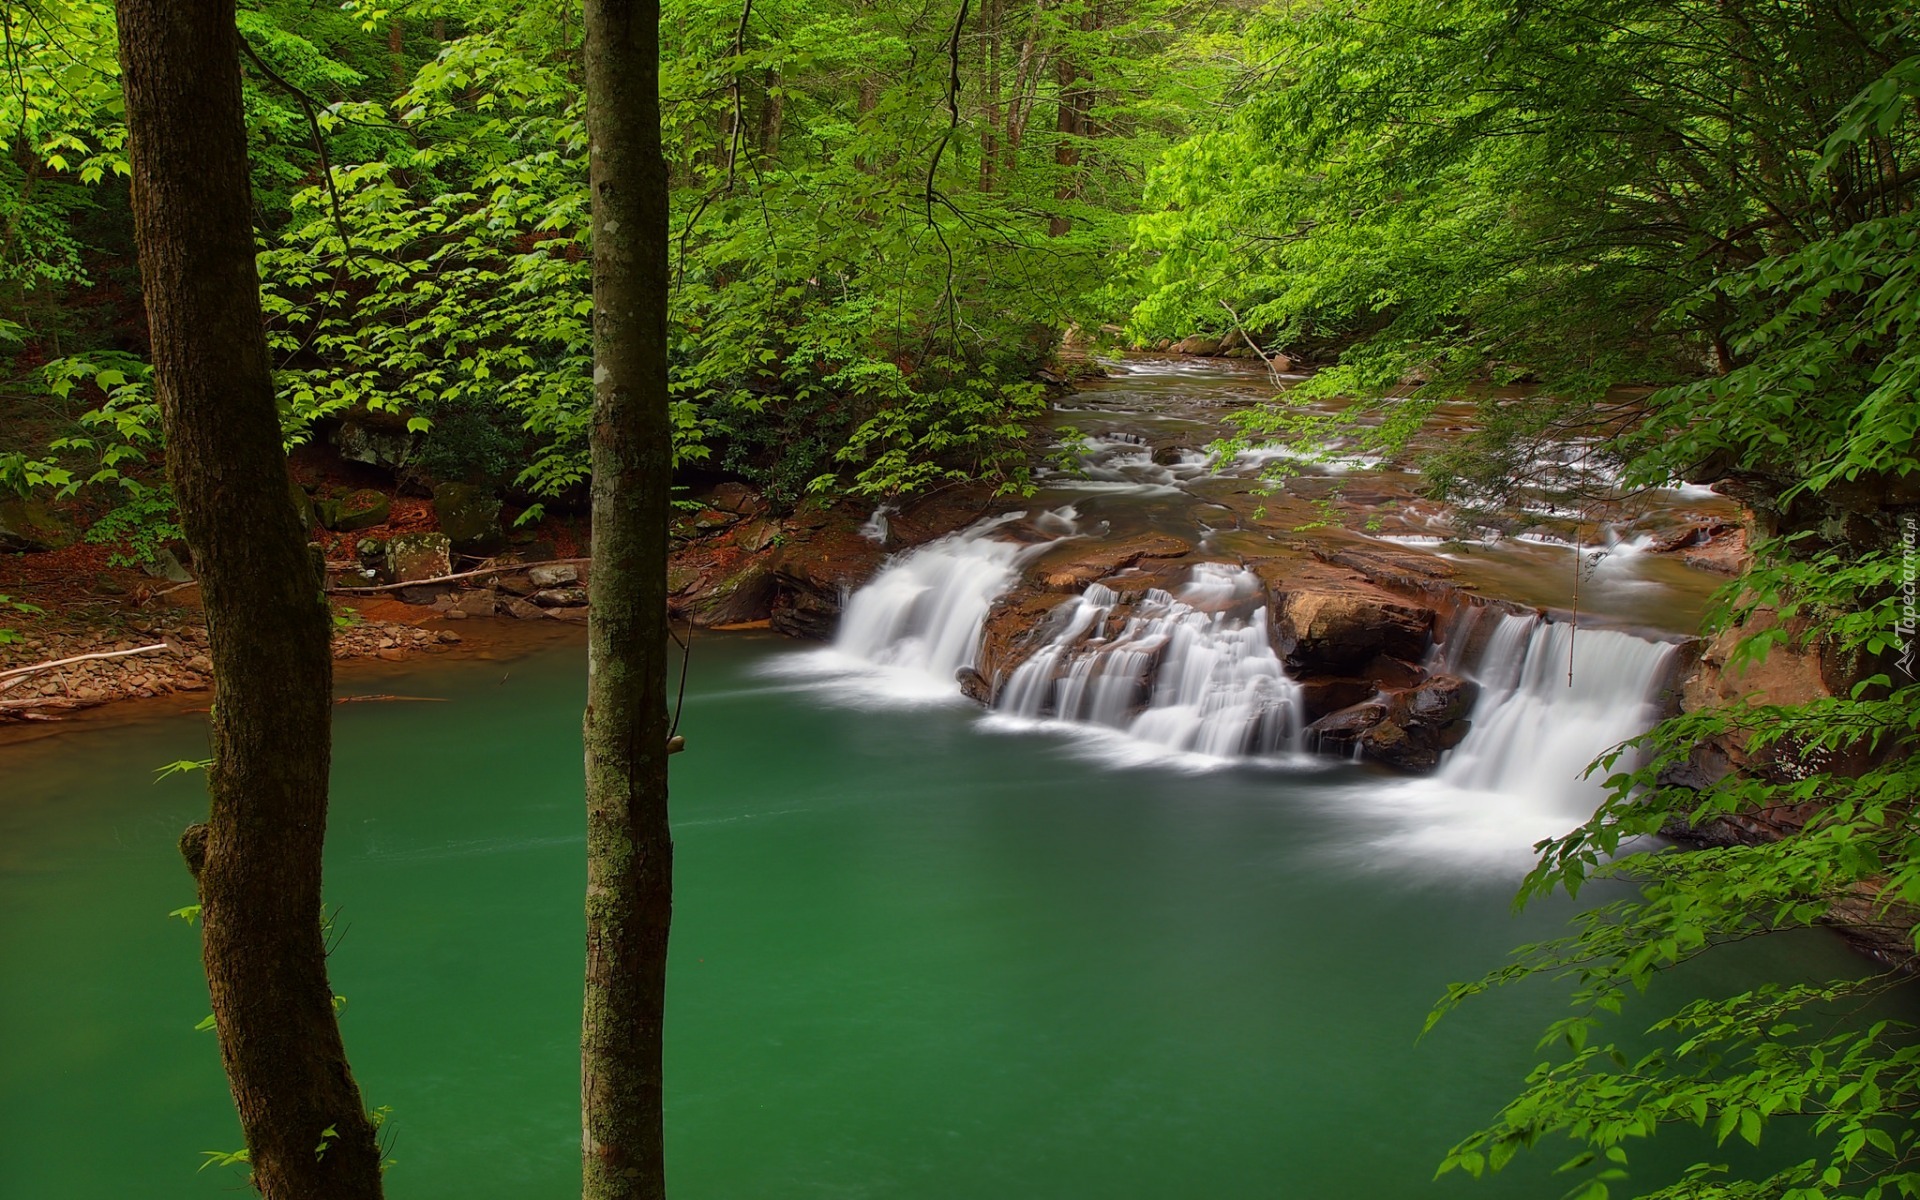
[788,513,1685,868]
[992,563,1303,760]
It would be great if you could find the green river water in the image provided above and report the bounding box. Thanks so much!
[0,632,1874,1198]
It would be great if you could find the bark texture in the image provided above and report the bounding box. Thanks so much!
[113,3,384,1198]
[582,1,674,1198]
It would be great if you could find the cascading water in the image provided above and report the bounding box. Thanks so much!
[808,509,1685,865]
[1340,606,1681,868]
[828,513,1042,690]
[992,563,1302,760]
[1437,611,1677,800]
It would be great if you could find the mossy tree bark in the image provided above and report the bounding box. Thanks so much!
[112,2,384,1197]
[581,1,674,1198]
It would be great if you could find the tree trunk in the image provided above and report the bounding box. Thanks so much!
[581,1,674,1199]
[980,0,1001,192]
[1048,5,1094,238]
[112,3,384,1199]
[759,68,783,162]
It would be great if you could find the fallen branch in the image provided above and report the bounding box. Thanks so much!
[335,694,452,705]
[0,642,170,684]
[0,696,92,712]
[325,557,591,595]
[1219,299,1285,389]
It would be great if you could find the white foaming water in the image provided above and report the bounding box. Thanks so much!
[1336,609,1678,870]
[768,512,1052,705]
[990,563,1303,763]
[795,515,1681,871]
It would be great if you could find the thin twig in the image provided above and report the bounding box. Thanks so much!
[0,642,169,683]
[238,37,356,267]
[325,558,591,594]
[669,616,694,742]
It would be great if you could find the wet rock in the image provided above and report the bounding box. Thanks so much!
[530,587,589,608]
[1358,718,1437,771]
[385,532,451,583]
[1353,676,1479,772]
[667,564,703,595]
[1298,678,1380,723]
[453,588,497,617]
[1171,334,1224,356]
[678,508,740,536]
[699,562,779,627]
[289,478,317,532]
[527,563,579,589]
[0,497,74,552]
[1269,584,1433,674]
[432,483,504,554]
[885,485,997,547]
[1362,654,1427,690]
[1405,674,1478,725]
[503,597,547,620]
[1305,701,1387,754]
[956,666,992,704]
[1030,533,1191,593]
[397,585,446,605]
[765,514,890,639]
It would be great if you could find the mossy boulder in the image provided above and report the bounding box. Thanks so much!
[0,497,75,552]
[320,489,392,533]
[384,532,451,583]
[431,482,504,554]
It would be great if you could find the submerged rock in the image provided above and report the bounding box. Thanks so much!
[1307,673,1478,772]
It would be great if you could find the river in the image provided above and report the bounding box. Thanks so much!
[0,630,1872,1198]
[0,360,1877,1197]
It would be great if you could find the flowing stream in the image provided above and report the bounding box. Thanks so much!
[0,361,1881,1197]
[2,637,1869,1199]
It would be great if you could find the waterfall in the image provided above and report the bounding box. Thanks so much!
[1341,608,1681,868]
[992,563,1303,761]
[1437,611,1677,800]
[829,513,1039,688]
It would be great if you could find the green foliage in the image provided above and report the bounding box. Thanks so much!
[1125,5,1920,1198]
[0,593,44,645]
[84,481,182,567]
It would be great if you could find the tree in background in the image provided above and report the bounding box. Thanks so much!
[579,0,675,1196]
[1124,4,1920,1196]
[111,0,385,1195]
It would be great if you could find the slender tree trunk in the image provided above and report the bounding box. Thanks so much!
[1047,4,1094,237]
[581,1,673,1198]
[1004,1,1048,179]
[980,0,1001,192]
[113,3,384,1198]
[759,68,783,162]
